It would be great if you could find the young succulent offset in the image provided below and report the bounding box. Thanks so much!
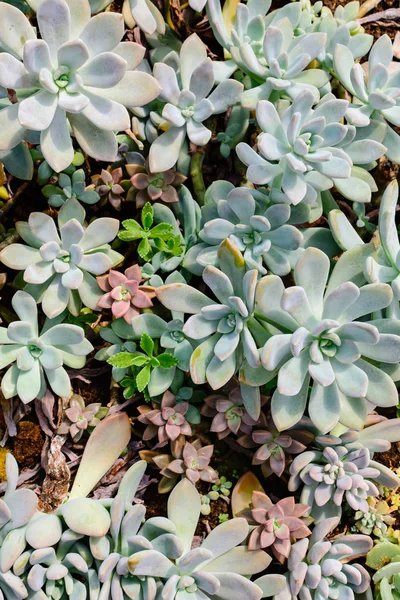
[161,441,219,485]
[97,265,154,323]
[0,291,93,403]
[90,168,125,210]
[59,394,102,442]
[126,152,186,208]
[0,207,123,318]
[0,0,161,172]
[202,388,265,439]
[42,169,99,208]
[138,390,192,446]
[256,247,400,433]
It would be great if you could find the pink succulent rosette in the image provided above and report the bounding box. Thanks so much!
[163,442,218,485]
[63,395,102,442]
[138,391,192,446]
[97,265,154,323]
[92,168,125,210]
[202,388,267,439]
[249,492,311,562]
[127,158,186,208]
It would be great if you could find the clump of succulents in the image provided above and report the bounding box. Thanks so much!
[289,431,400,522]
[138,390,193,446]
[237,91,384,207]
[126,152,186,208]
[0,207,123,318]
[257,247,400,433]
[0,290,93,403]
[97,265,155,323]
[353,498,396,537]
[247,491,311,563]
[0,0,161,172]
[367,542,400,600]
[256,517,372,600]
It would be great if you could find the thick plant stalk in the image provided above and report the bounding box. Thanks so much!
[190,148,206,206]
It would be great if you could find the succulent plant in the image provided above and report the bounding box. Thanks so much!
[195,185,303,276]
[0,206,123,318]
[334,35,400,163]
[130,478,271,599]
[157,238,271,418]
[94,318,137,382]
[59,393,102,442]
[239,421,314,478]
[150,34,244,172]
[0,454,38,544]
[201,388,265,440]
[247,492,311,563]
[236,91,385,206]
[353,498,395,537]
[256,517,372,600]
[138,390,192,446]
[160,441,219,486]
[126,152,186,208]
[256,247,400,433]
[42,169,99,208]
[97,265,154,323]
[207,0,329,108]
[0,290,93,403]
[288,431,400,522]
[367,541,400,600]
[90,168,125,210]
[0,0,161,172]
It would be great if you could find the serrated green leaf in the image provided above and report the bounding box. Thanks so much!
[107,352,143,368]
[138,237,152,260]
[157,353,179,368]
[136,364,151,392]
[149,223,174,240]
[118,220,144,242]
[140,333,154,357]
[141,202,154,230]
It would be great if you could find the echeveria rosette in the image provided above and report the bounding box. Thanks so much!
[257,247,400,433]
[129,478,270,600]
[156,240,269,418]
[0,0,161,172]
[0,291,93,403]
[61,393,102,442]
[89,168,125,210]
[256,517,372,600]
[289,431,400,522]
[138,390,192,446]
[237,91,385,207]
[202,387,266,440]
[248,492,311,564]
[97,265,154,323]
[0,209,123,319]
[334,34,400,163]
[43,169,99,208]
[196,186,303,276]
[239,422,314,478]
[161,441,219,486]
[149,33,244,172]
[207,0,329,107]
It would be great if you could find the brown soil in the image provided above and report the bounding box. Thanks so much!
[12,421,44,468]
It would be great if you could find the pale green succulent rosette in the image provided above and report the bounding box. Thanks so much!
[0,0,161,173]
[0,291,93,403]
[256,247,400,433]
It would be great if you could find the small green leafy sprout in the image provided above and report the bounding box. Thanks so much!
[218,513,229,523]
[212,476,233,497]
[107,333,179,393]
[118,202,183,261]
